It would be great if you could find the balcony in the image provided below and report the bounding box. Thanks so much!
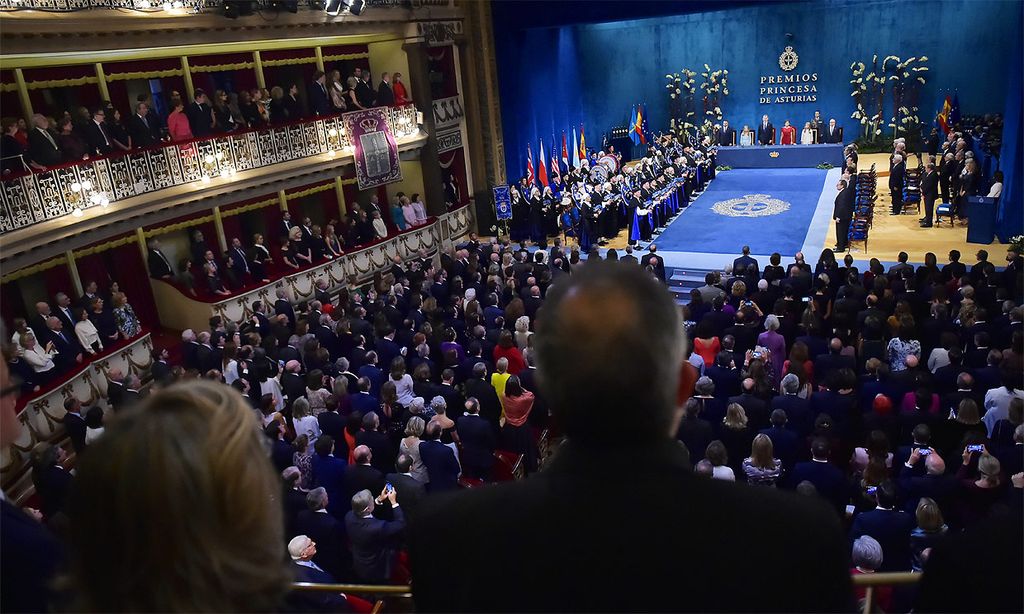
[1,105,425,266]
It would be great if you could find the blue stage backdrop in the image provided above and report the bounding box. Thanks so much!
[494,0,1022,210]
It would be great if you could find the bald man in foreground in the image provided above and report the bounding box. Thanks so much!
[409,263,852,611]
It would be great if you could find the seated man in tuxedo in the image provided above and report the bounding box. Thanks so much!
[409,262,852,612]
[757,114,775,145]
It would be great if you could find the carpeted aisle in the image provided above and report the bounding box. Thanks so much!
[653,168,831,256]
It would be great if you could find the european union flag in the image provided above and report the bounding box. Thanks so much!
[949,92,961,128]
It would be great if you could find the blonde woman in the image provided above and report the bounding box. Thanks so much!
[743,434,782,486]
[66,381,291,611]
[111,292,141,338]
[400,415,429,483]
[490,356,511,414]
[513,315,532,350]
[20,333,57,383]
[328,69,348,112]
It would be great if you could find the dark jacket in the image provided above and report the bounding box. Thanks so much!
[344,506,406,582]
[409,440,852,612]
[419,440,460,492]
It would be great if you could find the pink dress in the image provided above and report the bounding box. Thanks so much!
[168,111,193,142]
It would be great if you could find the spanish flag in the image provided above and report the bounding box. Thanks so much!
[630,105,647,145]
[936,94,952,135]
[579,124,586,161]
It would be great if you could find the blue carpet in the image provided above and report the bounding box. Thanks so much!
[653,168,830,255]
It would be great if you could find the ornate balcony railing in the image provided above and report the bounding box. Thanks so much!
[0,105,420,235]
[0,0,450,12]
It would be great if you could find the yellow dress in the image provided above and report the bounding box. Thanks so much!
[490,372,511,419]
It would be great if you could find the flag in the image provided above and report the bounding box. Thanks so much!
[526,145,535,186]
[628,104,640,145]
[537,138,549,187]
[571,127,580,169]
[630,104,646,145]
[641,103,650,142]
[936,94,952,134]
[550,134,560,179]
[949,92,961,128]
[579,124,587,161]
[561,131,569,170]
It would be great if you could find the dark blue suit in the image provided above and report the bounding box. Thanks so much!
[759,425,800,470]
[419,440,460,492]
[295,509,351,581]
[350,391,380,415]
[849,507,915,571]
[457,414,496,479]
[312,453,348,518]
[375,338,402,370]
[1,500,65,613]
[788,460,847,513]
[357,364,385,397]
[287,562,352,611]
[771,394,814,437]
[345,507,406,582]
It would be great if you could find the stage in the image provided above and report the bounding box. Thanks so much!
[715,143,845,169]
[649,168,839,269]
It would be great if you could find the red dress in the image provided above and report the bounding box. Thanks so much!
[393,81,409,106]
[781,125,796,145]
[493,344,526,375]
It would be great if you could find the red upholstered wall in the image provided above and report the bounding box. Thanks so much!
[73,235,158,327]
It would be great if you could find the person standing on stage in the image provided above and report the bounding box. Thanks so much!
[889,154,906,215]
[800,122,815,145]
[824,119,842,144]
[833,179,855,252]
[718,120,736,146]
[810,110,825,144]
[757,115,774,145]
[780,120,796,145]
[919,163,939,228]
[939,152,955,204]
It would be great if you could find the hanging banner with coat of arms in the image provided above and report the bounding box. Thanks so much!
[343,108,403,190]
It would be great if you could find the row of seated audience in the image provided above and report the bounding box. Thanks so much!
[2,239,1021,612]
[1,66,409,174]
[146,195,430,298]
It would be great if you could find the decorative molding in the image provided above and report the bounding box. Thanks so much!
[436,128,463,154]
[432,94,465,128]
[0,333,152,497]
[416,20,463,46]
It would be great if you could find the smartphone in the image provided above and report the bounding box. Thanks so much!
[919,448,932,456]
[385,482,394,492]
[866,486,877,495]
[967,444,984,453]
[801,296,811,303]
[278,360,285,368]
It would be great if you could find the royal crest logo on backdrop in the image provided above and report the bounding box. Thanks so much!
[778,46,799,71]
[712,194,791,218]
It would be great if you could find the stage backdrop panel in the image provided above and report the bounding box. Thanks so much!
[494,0,1022,184]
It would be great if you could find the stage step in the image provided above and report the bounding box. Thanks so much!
[666,264,721,306]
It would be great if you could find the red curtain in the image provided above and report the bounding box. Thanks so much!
[41,261,73,300]
[1,280,26,326]
[1,70,23,120]
[74,251,113,291]
[107,242,159,328]
[220,212,243,245]
[440,147,470,207]
[427,45,458,99]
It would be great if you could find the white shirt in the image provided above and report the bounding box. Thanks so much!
[983,386,1024,435]
[85,426,105,446]
[372,217,388,239]
[294,415,321,444]
[801,129,814,145]
[712,465,735,481]
[22,344,56,373]
[412,200,427,224]
[987,182,1002,198]
[394,373,415,406]
[75,319,102,353]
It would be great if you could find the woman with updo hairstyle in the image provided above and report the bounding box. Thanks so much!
[66,381,290,611]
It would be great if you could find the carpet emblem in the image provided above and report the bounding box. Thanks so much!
[711,193,791,218]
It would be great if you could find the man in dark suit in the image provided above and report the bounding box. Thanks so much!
[354,68,375,108]
[718,119,737,146]
[832,178,855,252]
[732,245,759,275]
[345,487,405,583]
[727,378,770,431]
[760,408,801,471]
[889,153,905,214]
[146,238,175,279]
[376,72,395,106]
[456,397,497,480]
[919,162,939,227]
[350,379,380,415]
[647,245,666,283]
[128,102,157,149]
[84,106,114,155]
[63,397,88,454]
[294,488,351,582]
[186,89,214,137]
[46,316,82,373]
[409,263,852,612]
[345,445,386,505]
[385,454,426,518]
[757,114,774,145]
[824,118,842,143]
[308,70,331,117]
[787,437,848,514]
[463,362,501,434]
[772,374,814,436]
[285,535,352,611]
[419,421,460,492]
[27,114,61,167]
[897,448,957,513]
[814,338,856,383]
[53,293,77,333]
[355,413,394,474]
[849,480,915,571]
[312,436,348,518]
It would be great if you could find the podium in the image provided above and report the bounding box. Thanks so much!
[966,196,998,244]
